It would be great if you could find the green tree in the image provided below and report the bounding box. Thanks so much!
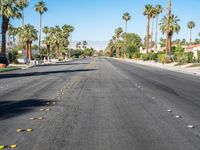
[18,24,38,61]
[115,27,123,58]
[143,4,154,53]
[187,21,195,44]
[0,0,21,55]
[160,14,181,54]
[82,41,88,49]
[122,12,131,58]
[35,0,48,51]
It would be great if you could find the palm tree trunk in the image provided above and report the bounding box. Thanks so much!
[117,38,120,58]
[155,16,158,52]
[124,21,127,59]
[26,41,29,60]
[166,0,171,55]
[39,13,42,51]
[146,17,150,53]
[56,44,60,58]
[22,9,24,27]
[1,16,9,55]
[190,29,192,45]
[47,45,50,61]
[28,42,32,61]
[150,18,154,52]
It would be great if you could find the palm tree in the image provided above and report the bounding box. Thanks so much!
[154,4,163,51]
[166,0,171,54]
[122,12,131,58]
[82,41,88,49]
[62,25,74,58]
[187,21,195,44]
[76,42,81,49]
[34,0,48,51]
[0,0,21,55]
[143,4,154,53]
[42,36,51,61]
[115,27,123,58]
[16,0,29,27]
[160,14,181,53]
[19,24,38,61]
[42,26,50,61]
[43,26,49,36]
[149,7,156,51]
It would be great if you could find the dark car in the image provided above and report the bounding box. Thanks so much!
[0,55,9,66]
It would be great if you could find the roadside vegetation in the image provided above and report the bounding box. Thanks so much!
[0,0,99,68]
[105,0,200,65]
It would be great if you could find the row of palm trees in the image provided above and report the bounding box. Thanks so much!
[1,0,75,62]
[109,0,197,57]
[0,0,48,56]
[42,25,74,61]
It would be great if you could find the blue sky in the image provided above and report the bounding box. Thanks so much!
[12,0,200,43]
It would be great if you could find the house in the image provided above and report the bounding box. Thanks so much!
[185,44,200,58]
[140,44,164,54]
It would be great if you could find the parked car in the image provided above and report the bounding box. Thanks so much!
[0,55,9,66]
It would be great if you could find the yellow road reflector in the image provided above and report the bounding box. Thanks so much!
[40,109,45,111]
[26,128,33,132]
[0,145,5,149]
[16,129,23,132]
[10,144,17,148]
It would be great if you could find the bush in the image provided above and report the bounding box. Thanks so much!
[140,53,149,61]
[8,49,18,63]
[197,51,200,62]
[174,52,194,63]
[148,52,158,61]
[157,54,171,64]
[132,52,141,59]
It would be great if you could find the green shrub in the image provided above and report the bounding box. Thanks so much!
[148,52,158,60]
[197,51,200,62]
[8,49,18,63]
[132,52,141,59]
[157,54,171,64]
[140,53,149,61]
[174,52,194,63]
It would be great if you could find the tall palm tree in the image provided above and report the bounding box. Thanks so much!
[18,24,38,61]
[154,4,163,51]
[187,21,195,44]
[16,0,29,27]
[149,7,156,51]
[122,12,131,58]
[0,0,21,55]
[115,27,123,58]
[166,0,171,54]
[143,4,154,53]
[34,0,48,51]
[160,14,181,53]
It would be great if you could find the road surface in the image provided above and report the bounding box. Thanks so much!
[0,57,200,150]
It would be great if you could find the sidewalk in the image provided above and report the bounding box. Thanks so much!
[117,58,200,77]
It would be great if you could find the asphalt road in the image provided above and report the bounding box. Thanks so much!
[0,57,200,150]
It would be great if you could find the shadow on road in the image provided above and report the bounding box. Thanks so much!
[38,62,90,67]
[0,69,97,79]
[0,99,49,120]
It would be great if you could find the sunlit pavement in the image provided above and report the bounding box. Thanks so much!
[0,57,200,150]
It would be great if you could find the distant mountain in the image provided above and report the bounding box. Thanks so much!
[70,41,108,51]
